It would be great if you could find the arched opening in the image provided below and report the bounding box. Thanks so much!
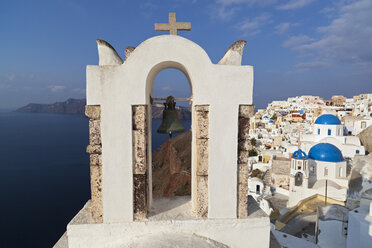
[295,172,303,186]
[149,67,192,217]
[256,184,261,194]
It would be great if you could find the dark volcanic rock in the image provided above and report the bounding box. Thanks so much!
[358,125,372,153]
[15,98,86,115]
[152,130,192,197]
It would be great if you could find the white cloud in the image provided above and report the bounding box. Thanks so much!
[275,22,299,34]
[287,61,331,73]
[212,0,276,21]
[216,0,276,6]
[49,85,65,93]
[319,7,336,14]
[213,5,238,21]
[162,86,172,92]
[73,88,86,94]
[7,74,15,81]
[295,61,331,69]
[278,0,315,10]
[235,13,271,36]
[282,35,312,48]
[0,84,11,89]
[298,0,372,67]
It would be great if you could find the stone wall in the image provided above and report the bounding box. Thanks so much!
[132,105,148,220]
[85,105,103,223]
[271,158,290,189]
[272,158,290,174]
[194,105,209,218]
[237,105,254,218]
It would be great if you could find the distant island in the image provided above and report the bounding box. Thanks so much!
[15,98,191,120]
[15,99,86,115]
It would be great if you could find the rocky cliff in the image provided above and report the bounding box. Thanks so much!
[358,125,372,153]
[15,99,191,119]
[152,130,191,197]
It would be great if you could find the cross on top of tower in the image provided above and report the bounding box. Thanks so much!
[154,13,191,35]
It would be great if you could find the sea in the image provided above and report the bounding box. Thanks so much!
[0,112,190,248]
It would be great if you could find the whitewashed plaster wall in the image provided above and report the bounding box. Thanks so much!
[313,124,344,137]
[347,204,372,248]
[317,220,346,248]
[86,35,253,222]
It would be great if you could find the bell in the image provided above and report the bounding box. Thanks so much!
[157,96,186,137]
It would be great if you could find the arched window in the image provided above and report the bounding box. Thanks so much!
[328,129,331,136]
[295,172,303,186]
[152,68,191,199]
[318,128,320,135]
[324,167,328,176]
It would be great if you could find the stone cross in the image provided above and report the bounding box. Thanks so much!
[155,13,191,35]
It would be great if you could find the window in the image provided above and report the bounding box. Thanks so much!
[324,167,328,176]
[339,167,343,177]
[318,128,320,135]
[328,129,331,135]
[361,121,367,129]
[256,185,260,194]
[356,150,360,154]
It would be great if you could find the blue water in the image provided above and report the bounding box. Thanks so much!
[0,112,190,247]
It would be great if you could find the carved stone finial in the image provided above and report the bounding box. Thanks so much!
[218,40,247,66]
[96,39,123,65]
[124,46,136,61]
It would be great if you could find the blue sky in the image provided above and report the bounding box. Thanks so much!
[1,0,371,109]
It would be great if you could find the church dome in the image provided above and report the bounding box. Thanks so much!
[308,143,344,162]
[314,114,341,125]
[292,149,307,159]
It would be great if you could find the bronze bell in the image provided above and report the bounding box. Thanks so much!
[157,96,185,137]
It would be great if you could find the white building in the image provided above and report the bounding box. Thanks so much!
[288,144,349,207]
[316,204,349,248]
[301,114,365,158]
[353,117,372,135]
[353,94,372,117]
[347,202,372,248]
[248,177,264,196]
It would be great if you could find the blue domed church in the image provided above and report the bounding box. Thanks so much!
[300,114,365,159]
[288,143,349,207]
